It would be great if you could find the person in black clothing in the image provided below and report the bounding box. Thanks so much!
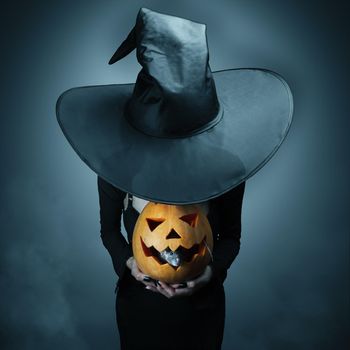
[56,6,293,350]
[97,175,245,350]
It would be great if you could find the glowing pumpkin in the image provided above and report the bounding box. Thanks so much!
[132,202,213,284]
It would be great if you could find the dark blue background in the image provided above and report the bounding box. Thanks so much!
[1,1,349,349]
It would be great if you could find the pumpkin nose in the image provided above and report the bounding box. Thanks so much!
[166,229,181,239]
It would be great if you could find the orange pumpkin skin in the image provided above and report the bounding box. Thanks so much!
[132,202,213,284]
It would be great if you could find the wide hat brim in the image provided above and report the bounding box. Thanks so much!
[57,68,293,204]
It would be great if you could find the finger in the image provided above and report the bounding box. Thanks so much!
[159,281,175,291]
[186,280,197,289]
[133,271,145,281]
[186,266,212,287]
[142,277,160,289]
[158,281,175,296]
[156,284,174,299]
[131,261,147,280]
[186,271,208,288]
[171,282,187,289]
[156,286,170,298]
[145,285,158,293]
[142,281,157,288]
[173,287,194,297]
[142,276,157,285]
[132,268,149,283]
[143,276,152,283]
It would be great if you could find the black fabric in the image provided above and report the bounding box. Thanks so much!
[97,176,132,279]
[109,7,221,138]
[57,67,292,205]
[57,8,293,205]
[116,268,225,350]
[97,175,245,349]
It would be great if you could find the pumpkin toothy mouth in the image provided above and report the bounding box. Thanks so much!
[140,237,207,269]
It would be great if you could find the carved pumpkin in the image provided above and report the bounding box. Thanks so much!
[132,202,213,284]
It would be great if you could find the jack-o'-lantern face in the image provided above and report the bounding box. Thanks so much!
[132,202,213,284]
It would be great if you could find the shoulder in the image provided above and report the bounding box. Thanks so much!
[97,176,127,201]
[210,181,246,206]
[218,181,245,199]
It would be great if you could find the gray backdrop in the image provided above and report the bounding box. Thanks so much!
[1,0,348,349]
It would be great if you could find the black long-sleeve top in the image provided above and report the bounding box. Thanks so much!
[97,175,245,284]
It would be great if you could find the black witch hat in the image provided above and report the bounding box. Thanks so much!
[56,7,293,204]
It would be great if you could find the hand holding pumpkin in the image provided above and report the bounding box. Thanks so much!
[126,256,159,289]
[172,264,213,297]
[145,265,213,298]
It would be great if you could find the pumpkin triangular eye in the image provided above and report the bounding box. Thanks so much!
[179,213,198,227]
[146,218,165,231]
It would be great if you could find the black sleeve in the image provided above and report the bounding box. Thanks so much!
[210,181,245,284]
[97,176,133,279]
